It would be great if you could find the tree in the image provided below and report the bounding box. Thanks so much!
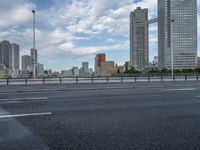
[126,67,141,74]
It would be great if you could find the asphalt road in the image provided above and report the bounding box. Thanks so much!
[0,81,200,150]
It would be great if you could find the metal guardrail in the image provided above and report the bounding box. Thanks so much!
[0,75,199,86]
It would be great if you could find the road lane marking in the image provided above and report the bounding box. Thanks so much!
[0,112,52,119]
[0,97,48,101]
[164,88,197,91]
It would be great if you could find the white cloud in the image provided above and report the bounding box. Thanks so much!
[0,0,35,28]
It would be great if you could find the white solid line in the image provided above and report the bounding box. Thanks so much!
[0,112,52,119]
[0,97,48,101]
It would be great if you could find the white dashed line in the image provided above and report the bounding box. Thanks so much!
[165,88,197,91]
[0,112,52,119]
[0,97,48,101]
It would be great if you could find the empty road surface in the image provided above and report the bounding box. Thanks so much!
[0,81,200,150]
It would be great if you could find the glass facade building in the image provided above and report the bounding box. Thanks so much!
[158,0,197,69]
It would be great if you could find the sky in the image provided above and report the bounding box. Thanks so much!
[0,0,199,71]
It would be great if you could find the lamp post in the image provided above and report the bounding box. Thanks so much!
[32,10,36,79]
[171,19,175,80]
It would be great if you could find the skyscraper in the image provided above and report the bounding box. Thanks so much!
[30,48,37,75]
[130,7,149,70]
[95,54,106,75]
[0,41,19,70]
[82,62,89,74]
[0,40,11,68]
[22,55,31,70]
[158,0,197,69]
[11,43,20,70]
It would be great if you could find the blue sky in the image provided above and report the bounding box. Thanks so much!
[0,0,199,71]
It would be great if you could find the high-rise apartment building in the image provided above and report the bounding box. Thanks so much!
[158,0,197,69]
[130,7,149,70]
[11,43,20,69]
[0,41,20,69]
[0,40,11,68]
[30,48,38,75]
[95,54,106,75]
[82,62,89,74]
[30,48,37,68]
[22,55,31,70]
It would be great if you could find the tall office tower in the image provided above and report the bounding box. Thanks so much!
[130,7,149,70]
[95,54,106,75]
[11,43,20,69]
[158,0,197,69]
[30,48,37,75]
[22,55,31,70]
[0,40,11,68]
[82,62,89,74]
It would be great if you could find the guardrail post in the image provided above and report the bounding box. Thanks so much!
[107,76,109,83]
[91,77,94,83]
[161,75,163,82]
[43,77,45,85]
[135,76,137,82]
[121,76,123,83]
[197,75,199,81]
[173,75,175,81]
[148,76,150,82]
[25,78,27,85]
[60,77,62,84]
[185,75,187,81]
[6,78,9,85]
[76,77,78,84]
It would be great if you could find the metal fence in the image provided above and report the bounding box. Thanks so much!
[0,75,199,86]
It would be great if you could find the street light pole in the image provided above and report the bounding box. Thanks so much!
[171,19,175,80]
[32,10,36,79]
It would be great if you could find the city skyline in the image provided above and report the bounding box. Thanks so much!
[0,0,200,71]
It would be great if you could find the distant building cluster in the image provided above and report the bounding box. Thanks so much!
[60,62,93,77]
[94,54,116,76]
[0,40,44,78]
[94,54,131,77]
